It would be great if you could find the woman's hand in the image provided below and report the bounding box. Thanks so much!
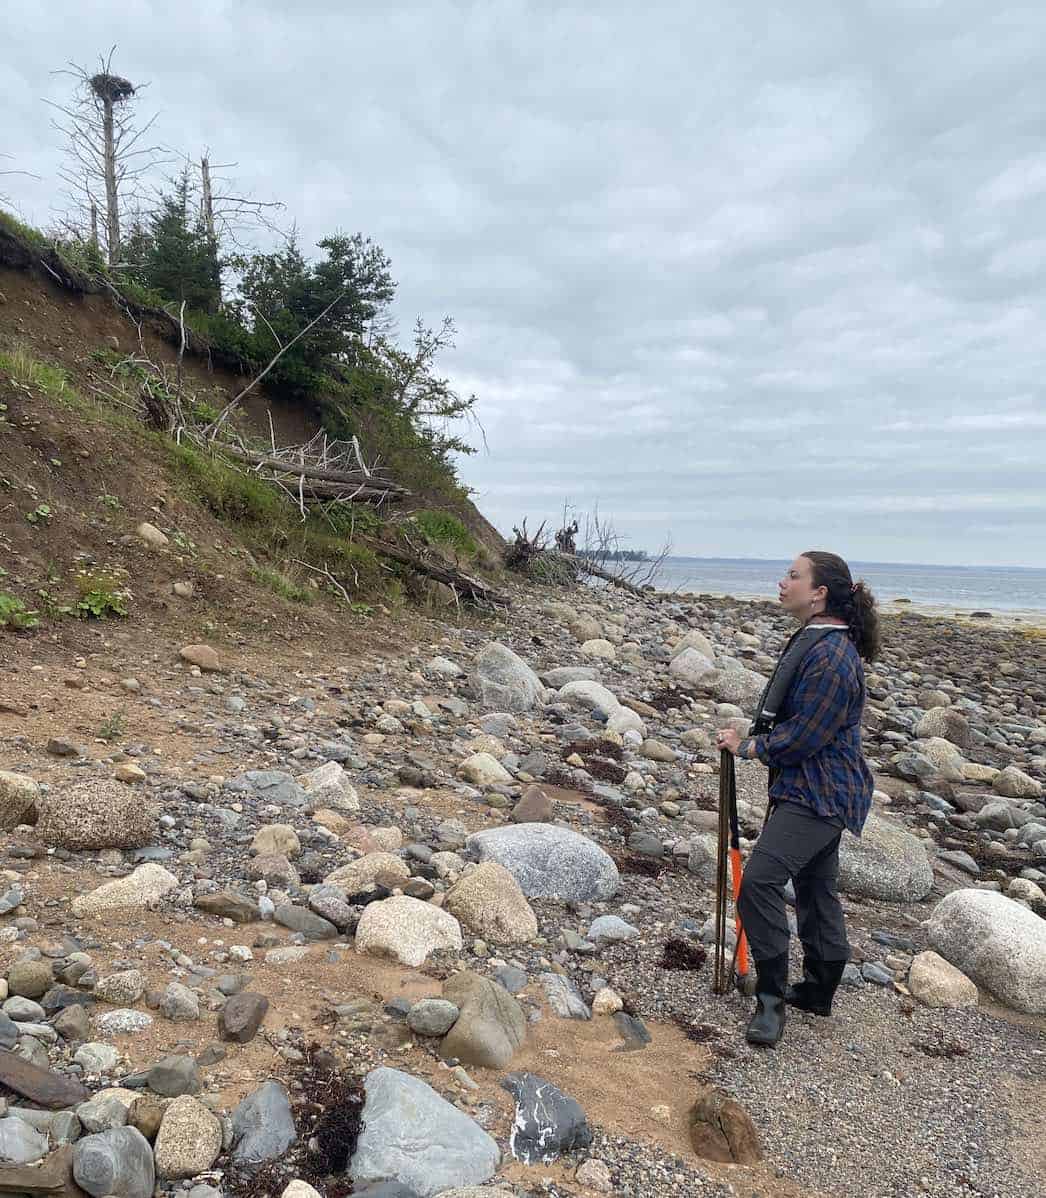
[716,728,742,755]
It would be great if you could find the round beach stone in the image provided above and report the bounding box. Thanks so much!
[445,863,538,946]
[470,642,545,713]
[324,852,410,892]
[153,1096,222,1179]
[71,864,179,917]
[457,753,512,786]
[73,1126,155,1198]
[669,647,716,686]
[908,950,978,1009]
[0,771,39,830]
[406,998,460,1037]
[992,766,1043,800]
[35,778,157,850]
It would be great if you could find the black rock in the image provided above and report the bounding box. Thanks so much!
[613,1012,652,1050]
[41,987,94,1015]
[500,1071,592,1165]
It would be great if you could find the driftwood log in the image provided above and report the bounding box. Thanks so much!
[560,552,652,597]
[359,535,507,608]
[218,444,407,499]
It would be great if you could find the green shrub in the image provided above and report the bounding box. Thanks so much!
[301,533,384,594]
[410,509,477,555]
[0,592,39,629]
[74,566,131,619]
[307,502,382,540]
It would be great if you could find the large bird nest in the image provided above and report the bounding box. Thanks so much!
[89,73,135,103]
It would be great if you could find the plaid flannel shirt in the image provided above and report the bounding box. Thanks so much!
[737,631,873,836]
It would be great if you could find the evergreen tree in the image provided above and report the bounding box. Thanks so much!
[140,173,221,311]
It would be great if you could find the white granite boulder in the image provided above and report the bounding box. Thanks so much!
[927,888,1046,1014]
[355,896,463,967]
[467,824,619,902]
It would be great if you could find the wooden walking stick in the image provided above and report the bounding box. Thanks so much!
[713,749,755,996]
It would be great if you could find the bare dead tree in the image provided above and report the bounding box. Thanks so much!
[46,49,165,264]
[194,152,286,247]
[578,506,672,589]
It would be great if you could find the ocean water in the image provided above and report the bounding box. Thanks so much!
[646,557,1046,612]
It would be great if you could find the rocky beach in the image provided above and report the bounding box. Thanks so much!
[1,579,1044,1198]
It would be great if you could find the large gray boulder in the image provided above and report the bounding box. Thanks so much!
[72,1127,155,1198]
[698,667,768,711]
[228,770,308,808]
[230,1081,296,1167]
[557,680,620,720]
[467,824,619,901]
[351,1067,499,1197]
[838,813,933,902]
[669,648,716,687]
[470,643,545,713]
[927,888,1046,1014]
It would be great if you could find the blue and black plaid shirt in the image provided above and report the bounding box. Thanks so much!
[738,631,873,836]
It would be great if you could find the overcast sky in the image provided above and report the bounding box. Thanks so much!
[5,2,1046,567]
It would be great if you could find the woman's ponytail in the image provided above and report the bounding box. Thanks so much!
[803,551,881,662]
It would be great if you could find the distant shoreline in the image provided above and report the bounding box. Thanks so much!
[665,587,1046,630]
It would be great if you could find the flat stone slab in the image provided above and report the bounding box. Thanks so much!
[0,1051,88,1109]
[0,1143,82,1195]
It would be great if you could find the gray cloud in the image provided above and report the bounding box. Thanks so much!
[4,0,1045,565]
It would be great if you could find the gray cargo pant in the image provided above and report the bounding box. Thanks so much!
[737,800,850,965]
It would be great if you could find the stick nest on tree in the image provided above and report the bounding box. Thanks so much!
[89,73,136,103]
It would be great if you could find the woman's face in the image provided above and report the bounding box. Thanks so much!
[778,555,826,616]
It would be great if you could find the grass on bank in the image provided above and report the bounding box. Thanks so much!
[1,328,490,625]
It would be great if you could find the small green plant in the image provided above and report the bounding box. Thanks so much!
[98,710,126,742]
[170,530,197,554]
[35,587,74,619]
[100,492,123,510]
[0,593,39,630]
[74,566,132,619]
[25,503,53,525]
[189,398,222,425]
[310,502,382,540]
[349,601,374,617]
[249,566,313,604]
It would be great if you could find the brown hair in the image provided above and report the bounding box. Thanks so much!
[802,550,880,662]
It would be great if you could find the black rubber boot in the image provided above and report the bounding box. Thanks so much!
[785,958,848,1016]
[745,953,789,1047]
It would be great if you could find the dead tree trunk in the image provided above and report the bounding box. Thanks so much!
[562,552,652,598]
[199,155,221,307]
[89,202,99,250]
[101,94,119,264]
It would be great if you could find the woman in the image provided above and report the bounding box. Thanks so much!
[716,551,878,1047]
